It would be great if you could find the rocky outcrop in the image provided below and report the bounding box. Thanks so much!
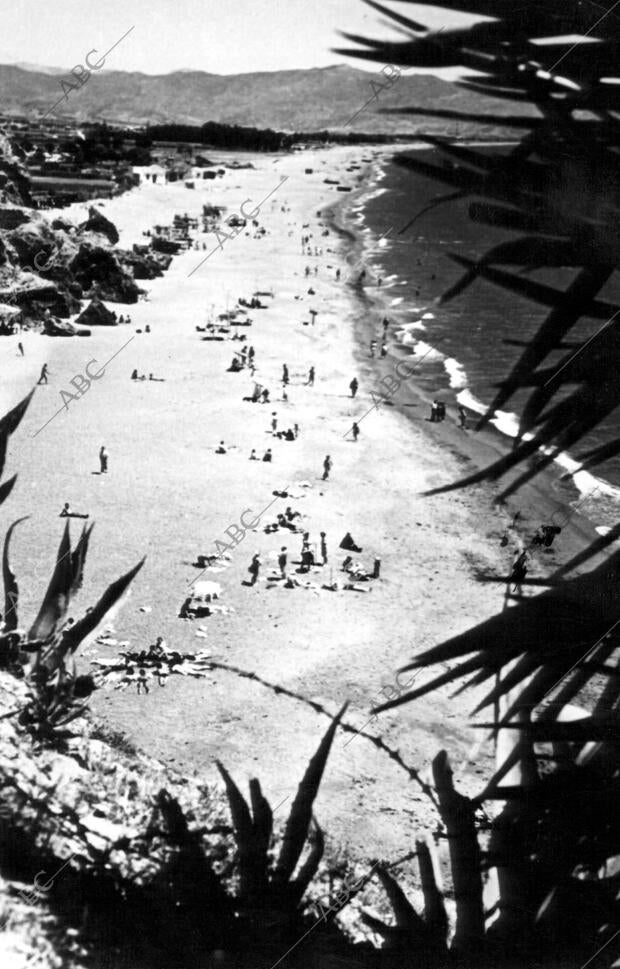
[7,221,66,269]
[76,297,118,327]
[0,207,29,230]
[120,248,172,280]
[79,205,119,245]
[0,156,33,207]
[0,145,175,321]
[70,243,141,303]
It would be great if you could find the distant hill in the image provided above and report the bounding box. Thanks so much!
[0,63,536,136]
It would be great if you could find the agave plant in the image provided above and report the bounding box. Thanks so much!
[0,387,144,742]
[216,703,347,927]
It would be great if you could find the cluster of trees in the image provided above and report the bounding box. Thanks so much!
[145,120,293,152]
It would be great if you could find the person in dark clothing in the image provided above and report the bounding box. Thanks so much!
[99,446,108,473]
[278,547,288,578]
[352,422,360,442]
[38,363,49,384]
[300,541,315,572]
[350,377,358,398]
[511,550,529,594]
[248,553,261,586]
[340,532,362,553]
[320,532,327,565]
[282,364,289,385]
[307,366,315,386]
[533,525,562,548]
[322,455,332,480]
[263,448,272,462]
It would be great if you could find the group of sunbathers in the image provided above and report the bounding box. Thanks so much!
[118,637,193,694]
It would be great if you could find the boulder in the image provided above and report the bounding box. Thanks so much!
[43,317,77,337]
[7,223,59,270]
[30,289,81,319]
[79,206,119,245]
[70,243,141,303]
[51,217,75,232]
[0,207,29,230]
[120,250,172,280]
[76,298,118,327]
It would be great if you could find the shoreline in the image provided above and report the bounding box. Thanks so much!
[326,153,609,578]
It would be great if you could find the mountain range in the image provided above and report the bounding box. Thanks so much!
[0,63,535,135]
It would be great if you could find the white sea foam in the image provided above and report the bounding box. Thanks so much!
[411,340,445,362]
[454,388,620,526]
[444,357,468,390]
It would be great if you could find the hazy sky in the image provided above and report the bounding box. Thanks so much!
[0,0,477,75]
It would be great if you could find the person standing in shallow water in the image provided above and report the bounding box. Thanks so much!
[99,446,108,474]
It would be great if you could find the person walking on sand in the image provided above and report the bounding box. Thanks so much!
[351,422,360,442]
[17,342,24,357]
[271,412,278,434]
[248,552,261,586]
[350,377,358,398]
[320,531,328,565]
[278,546,288,579]
[306,366,315,387]
[511,549,529,595]
[282,364,289,386]
[322,455,332,481]
[99,446,108,474]
[38,363,49,384]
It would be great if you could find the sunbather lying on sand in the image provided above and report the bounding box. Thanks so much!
[60,502,89,519]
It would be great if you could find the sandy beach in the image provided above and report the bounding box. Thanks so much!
[1,143,605,871]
